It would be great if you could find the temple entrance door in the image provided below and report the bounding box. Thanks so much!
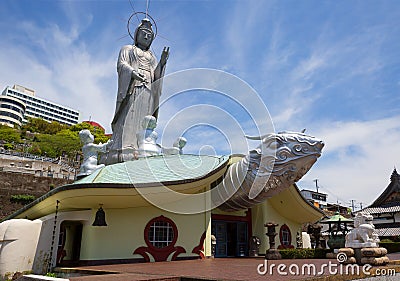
[57,221,83,266]
[212,221,248,257]
[213,221,227,257]
[236,222,248,256]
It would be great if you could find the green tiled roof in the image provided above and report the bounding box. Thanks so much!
[74,154,229,185]
[321,212,353,223]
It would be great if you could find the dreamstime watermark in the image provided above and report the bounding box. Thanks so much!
[257,252,395,277]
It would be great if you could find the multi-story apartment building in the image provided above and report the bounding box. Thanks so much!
[1,85,80,126]
[300,189,328,209]
[0,95,26,127]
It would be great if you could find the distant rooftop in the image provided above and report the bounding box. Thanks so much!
[83,120,105,131]
[12,84,35,96]
[370,168,400,207]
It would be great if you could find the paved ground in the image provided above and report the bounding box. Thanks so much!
[387,252,400,260]
[57,254,400,281]
[67,258,337,281]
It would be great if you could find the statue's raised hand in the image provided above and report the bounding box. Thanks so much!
[160,47,169,66]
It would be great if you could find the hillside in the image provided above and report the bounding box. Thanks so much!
[0,170,73,220]
[0,152,75,220]
[0,118,109,220]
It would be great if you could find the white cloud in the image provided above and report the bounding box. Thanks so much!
[259,16,394,133]
[299,116,400,207]
[0,16,117,133]
[292,54,326,81]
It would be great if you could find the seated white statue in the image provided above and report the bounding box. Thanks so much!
[174,137,187,154]
[136,115,159,157]
[345,212,380,248]
[77,129,112,177]
[158,137,187,155]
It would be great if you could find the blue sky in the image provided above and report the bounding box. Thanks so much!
[1,0,400,209]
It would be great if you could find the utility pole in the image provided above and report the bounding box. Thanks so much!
[359,202,363,210]
[350,200,356,212]
[313,179,319,193]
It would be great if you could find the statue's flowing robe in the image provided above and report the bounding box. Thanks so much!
[107,45,165,163]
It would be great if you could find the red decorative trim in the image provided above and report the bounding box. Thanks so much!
[212,214,249,222]
[192,231,206,259]
[56,224,67,265]
[246,209,252,237]
[133,215,186,262]
[278,224,294,249]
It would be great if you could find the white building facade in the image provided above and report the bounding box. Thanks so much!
[0,95,26,127]
[1,85,80,126]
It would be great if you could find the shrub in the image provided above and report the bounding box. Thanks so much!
[3,143,14,150]
[379,241,400,253]
[279,248,331,259]
[380,238,393,243]
[10,194,36,205]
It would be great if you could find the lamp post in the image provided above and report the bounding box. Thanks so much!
[264,222,281,260]
[307,223,323,249]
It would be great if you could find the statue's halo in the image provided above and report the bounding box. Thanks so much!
[127,12,158,41]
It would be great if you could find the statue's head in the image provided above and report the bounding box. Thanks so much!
[79,129,94,144]
[173,137,187,149]
[134,18,154,50]
[142,115,157,130]
[354,212,374,228]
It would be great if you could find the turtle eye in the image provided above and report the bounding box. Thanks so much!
[268,141,278,150]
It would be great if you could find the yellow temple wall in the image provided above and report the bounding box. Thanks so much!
[252,200,301,253]
[79,206,208,261]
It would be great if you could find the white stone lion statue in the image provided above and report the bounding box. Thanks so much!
[345,212,380,248]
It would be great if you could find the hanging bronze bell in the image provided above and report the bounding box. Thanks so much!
[92,206,107,226]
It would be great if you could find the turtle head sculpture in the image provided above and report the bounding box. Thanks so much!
[246,131,325,183]
[215,131,324,211]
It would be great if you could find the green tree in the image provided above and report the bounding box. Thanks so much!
[0,119,110,158]
[69,122,110,144]
[21,118,67,135]
[0,126,21,144]
[55,129,82,157]
[28,144,42,155]
[32,130,81,158]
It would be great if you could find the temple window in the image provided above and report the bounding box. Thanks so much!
[278,224,294,249]
[145,216,177,249]
[282,228,290,245]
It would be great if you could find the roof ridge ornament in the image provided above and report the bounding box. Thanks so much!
[391,167,400,182]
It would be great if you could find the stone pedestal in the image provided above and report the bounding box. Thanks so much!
[337,248,357,264]
[360,247,389,265]
[265,249,282,260]
[338,247,389,265]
